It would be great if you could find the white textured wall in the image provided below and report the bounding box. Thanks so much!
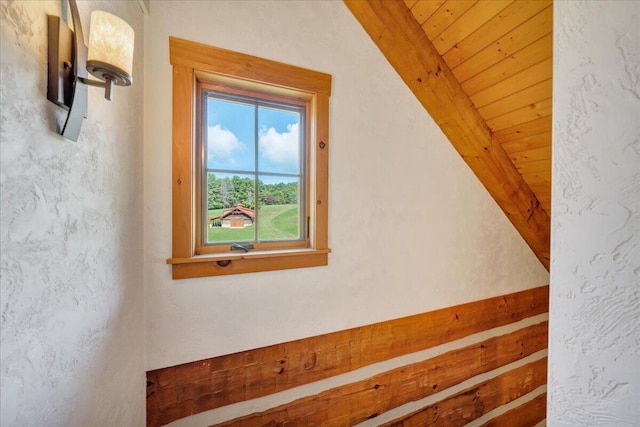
[1,1,144,426]
[549,1,640,425]
[144,0,548,370]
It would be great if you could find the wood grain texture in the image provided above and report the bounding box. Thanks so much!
[487,98,552,132]
[470,57,552,108]
[343,0,550,268]
[169,251,329,279]
[510,146,551,164]
[442,0,551,69]
[494,116,552,144]
[501,132,551,154]
[404,0,418,9]
[171,65,194,259]
[410,0,446,25]
[478,392,547,427]
[451,5,553,82]
[314,94,330,249]
[478,79,552,121]
[461,34,552,95]
[213,322,548,427]
[170,37,331,95]
[421,0,477,40]
[516,159,551,174]
[382,357,548,427]
[521,171,551,186]
[432,1,514,54]
[146,286,549,426]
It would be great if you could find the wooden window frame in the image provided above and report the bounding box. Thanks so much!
[166,37,331,279]
[195,83,310,254]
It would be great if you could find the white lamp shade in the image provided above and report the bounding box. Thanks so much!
[87,11,134,85]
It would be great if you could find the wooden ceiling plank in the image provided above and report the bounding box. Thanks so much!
[521,170,551,184]
[404,0,419,9]
[532,195,550,212]
[510,146,551,164]
[529,194,550,210]
[470,57,552,108]
[528,182,551,193]
[344,0,550,269]
[452,6,553,82]
[462,33,552,96]
[442,0,552,69]
[410,0,447,25]
[478,79,552,120]
[516,159,551,174]
[494,116,552,144]
[534,194,551,205]
[487,99,552,132]
[501,132,551,154]
[421,0,478,41]
[536,194,551,202]
[433,0,514,54]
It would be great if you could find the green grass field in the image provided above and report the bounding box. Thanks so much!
[207,204,299,243]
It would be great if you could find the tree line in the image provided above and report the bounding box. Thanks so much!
[207,174,299,210]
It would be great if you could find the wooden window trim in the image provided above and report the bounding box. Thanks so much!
[166,37,331,279]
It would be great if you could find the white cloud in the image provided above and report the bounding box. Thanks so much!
[259,123,299,172]
[207,125,244,164]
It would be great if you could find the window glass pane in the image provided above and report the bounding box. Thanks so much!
[203,96,305,246]
[258,106,301,174]
[257,176,301,241]
[206,97,255,171]
[206,172,256,243]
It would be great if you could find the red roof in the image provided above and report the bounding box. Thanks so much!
[220,204,255,220]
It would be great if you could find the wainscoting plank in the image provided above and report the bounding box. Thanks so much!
[478,392,547,427]
[382,357,548,427]
[147,286,548,427]
[211,323,547,427]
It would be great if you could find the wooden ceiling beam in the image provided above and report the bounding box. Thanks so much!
[344,0,550,269]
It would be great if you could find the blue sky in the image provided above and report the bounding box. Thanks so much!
[206,96,302,182]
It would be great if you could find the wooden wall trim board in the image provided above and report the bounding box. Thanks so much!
[382,357,548,427]
[146,286,548,426]
[343,0,550,269]
[211,322,547,427]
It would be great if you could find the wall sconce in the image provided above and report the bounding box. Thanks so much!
[47,0,134,141]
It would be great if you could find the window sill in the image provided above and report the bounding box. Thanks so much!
[166,248,330,279]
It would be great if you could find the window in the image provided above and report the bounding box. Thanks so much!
[167,37,331,279]
[197,89,307,251]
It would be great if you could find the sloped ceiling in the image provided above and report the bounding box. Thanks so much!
[344,0,552,270]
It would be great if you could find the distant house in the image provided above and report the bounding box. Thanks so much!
[210,204,255,228]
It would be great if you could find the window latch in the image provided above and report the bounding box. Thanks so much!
[231,243,254,253]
